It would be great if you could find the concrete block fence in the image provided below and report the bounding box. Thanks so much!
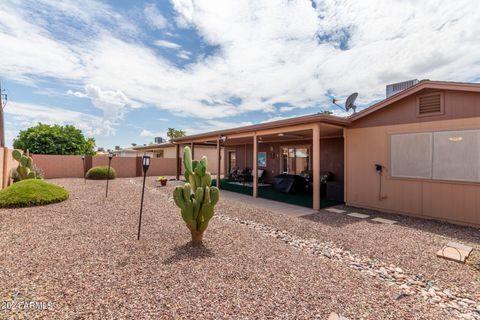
[31,154,177,179]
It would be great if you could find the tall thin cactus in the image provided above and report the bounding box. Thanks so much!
[173,146,220,246]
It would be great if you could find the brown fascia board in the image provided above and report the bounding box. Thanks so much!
[174,113,351,143]
[350,80,480,121]
[174,80,480,143]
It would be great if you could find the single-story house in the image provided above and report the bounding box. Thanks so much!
[173,80,480,227]
[132,142,225,175]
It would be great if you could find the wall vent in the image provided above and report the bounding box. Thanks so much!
[417,92,444,117]
[386,79,419,98]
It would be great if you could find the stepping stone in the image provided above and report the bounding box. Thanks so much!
[325,208,346,214]
[436,242,473,263]
[328,313,349,320]
[371,217,397,224]
[347,212,370,219]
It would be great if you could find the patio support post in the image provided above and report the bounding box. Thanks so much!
[253,133,258,198]
[216,138,221,189]
[312,124,321,210]
[191,143,195,159]
[175,143,180,181]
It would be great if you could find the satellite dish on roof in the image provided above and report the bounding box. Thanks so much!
[332,92,358,113]
[345,92,358,113]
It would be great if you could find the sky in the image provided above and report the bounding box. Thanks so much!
[1,0,479,150]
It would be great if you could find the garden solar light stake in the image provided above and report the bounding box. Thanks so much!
[137,155,150,240]
[105,152,113,197]
[81,155,85,184]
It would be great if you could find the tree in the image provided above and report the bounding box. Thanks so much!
[13,123,96,155]
[320,110,333,115]
[166,128,186,141]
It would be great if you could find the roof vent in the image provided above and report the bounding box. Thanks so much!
[386,79,419,98]
[417,92,444,117]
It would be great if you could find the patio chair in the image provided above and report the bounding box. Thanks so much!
[228,167,241,181]
[244,168,266,184]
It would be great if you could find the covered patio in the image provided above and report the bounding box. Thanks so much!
[174,114,349,210]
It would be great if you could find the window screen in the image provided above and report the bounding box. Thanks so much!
[390,129,480,183]
[391,132,433,179]
[433,130,480,182]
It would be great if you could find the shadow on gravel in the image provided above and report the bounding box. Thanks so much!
[163,243,215,265]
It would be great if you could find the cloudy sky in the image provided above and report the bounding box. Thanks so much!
[1,0,479,149]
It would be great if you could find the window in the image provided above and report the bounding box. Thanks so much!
[433,130,480,182]
[390,129,480,183]
[391,132,432,179]
[228,151,236,172]
[155,150,164,158]
[281,146,310,175]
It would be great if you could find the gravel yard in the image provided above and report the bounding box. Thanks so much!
[0,178,478,319]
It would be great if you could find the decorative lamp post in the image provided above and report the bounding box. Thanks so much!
[81,155,86,184]
[137,155,151,240]
[105,152,113,198]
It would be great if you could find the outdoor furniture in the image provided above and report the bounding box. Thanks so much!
[320,171,333,197]
[244,168,266,184]
[228,167,241,181]
[273,174,307,194]
[326,181,344,202]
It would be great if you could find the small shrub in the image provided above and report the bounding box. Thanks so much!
[86,166,116,180]
[0,179,69,208]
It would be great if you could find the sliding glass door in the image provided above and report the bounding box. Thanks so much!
[281,146,310,175]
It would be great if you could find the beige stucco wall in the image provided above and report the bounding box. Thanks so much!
[2,148,16,188]
[163,146,177,158]
[168,146,225,175]
[193,146,225,175]
[345,117,480,227]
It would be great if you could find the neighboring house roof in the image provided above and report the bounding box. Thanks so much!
[174,80,480,142]
[132,142,174,151]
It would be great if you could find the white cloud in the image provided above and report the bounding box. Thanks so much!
[1,0,480,127]
[144,3,169,29]
[67,84,139,123]
[177,50,191,59]
[140,129,165,137]
[154,40,181,49]
[179,120,253,136]
[5,101,115,145]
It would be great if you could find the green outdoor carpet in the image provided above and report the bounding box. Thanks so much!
[212,179,341,209]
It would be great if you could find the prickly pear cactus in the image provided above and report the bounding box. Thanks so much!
[173,146,220,245]
[12,149,38,181]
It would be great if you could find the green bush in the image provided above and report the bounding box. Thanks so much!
[86,166,116,180]
[0,180,69,208]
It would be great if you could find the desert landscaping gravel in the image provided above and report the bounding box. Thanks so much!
[0,178,478,319]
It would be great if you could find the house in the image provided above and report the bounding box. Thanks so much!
[174,80,480,227]
[112,147,144,157]
[132,142,225,175]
